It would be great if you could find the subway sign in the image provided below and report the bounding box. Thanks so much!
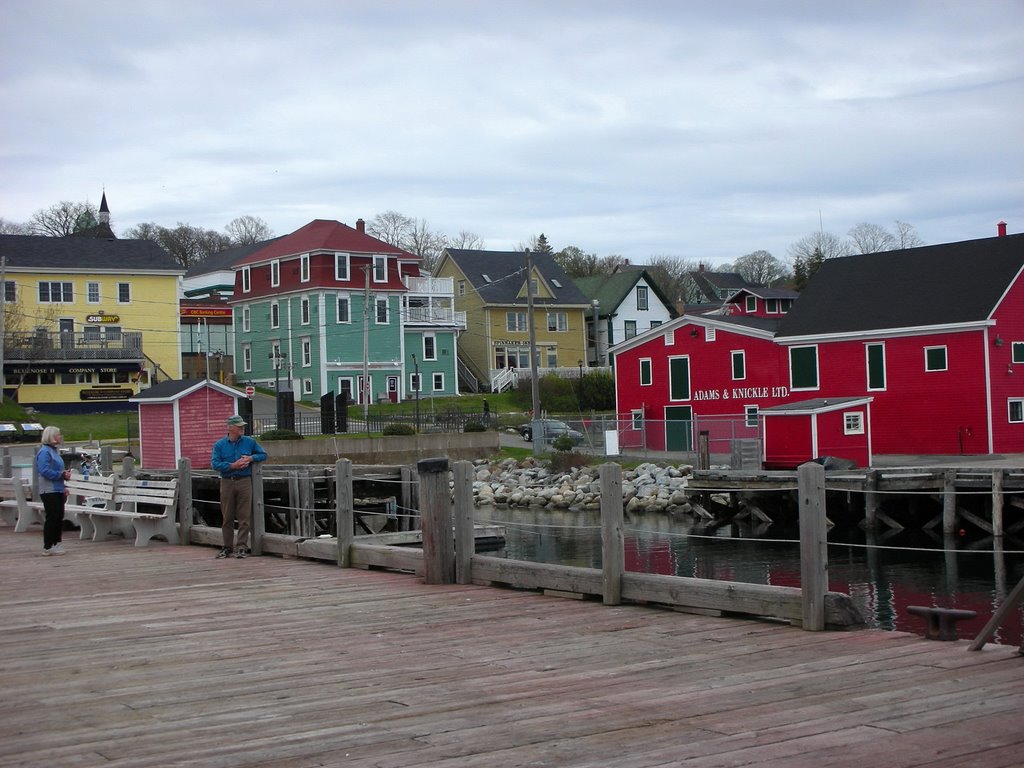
[86,314,120,323]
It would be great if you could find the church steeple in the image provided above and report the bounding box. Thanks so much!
[98,191,110,225]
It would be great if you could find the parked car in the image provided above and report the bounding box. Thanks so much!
[518,419,585,445]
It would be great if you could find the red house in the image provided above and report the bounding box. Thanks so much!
[130,380,244,470]
[612,231,1024,465]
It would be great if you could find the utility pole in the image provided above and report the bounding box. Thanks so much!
[1,252,7,404]
[526,250,542,456]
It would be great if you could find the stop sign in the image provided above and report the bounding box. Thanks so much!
[245,385,255,398]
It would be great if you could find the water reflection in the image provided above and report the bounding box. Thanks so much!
[475,505,1024,646]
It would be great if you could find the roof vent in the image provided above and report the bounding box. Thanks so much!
[482,274,492,283]
[551,279,562,288]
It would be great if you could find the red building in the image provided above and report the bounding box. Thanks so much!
[612,231,1024,465]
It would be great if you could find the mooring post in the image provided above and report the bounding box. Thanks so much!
[864,469,879,529]
[177,457,192,546]
[1,447,10,477]
[992,469,1005,538]
[335,459,353,567]
[942,468,957,535]
[100,445,113,474]
[419,457,454,584]
[299,470,315,538]
[453,460,474,585]
[600,463,624,605]
[400,465,415,532]
[697,430,710,471]
[798,461,827,631]
[251,460,265,556]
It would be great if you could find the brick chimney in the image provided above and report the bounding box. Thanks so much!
[997,220,1007,237]
[356,218,365,234]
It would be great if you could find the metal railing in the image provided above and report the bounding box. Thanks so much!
[5,331,144,360]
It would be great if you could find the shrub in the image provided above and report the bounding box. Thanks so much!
[260,428,302,441]
[551,434,575,453]
[383,423,416,436]
[463,420,486,432]
[549,450,593,473]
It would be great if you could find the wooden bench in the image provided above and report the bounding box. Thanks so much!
[24,472,180,547]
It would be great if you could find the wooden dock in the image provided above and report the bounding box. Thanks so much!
[1,529,1022,767]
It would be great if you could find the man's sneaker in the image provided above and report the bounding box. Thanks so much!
[41,547,54,556]
[51,543,66,555]
[216,547,232,559]
[235,547,250,559]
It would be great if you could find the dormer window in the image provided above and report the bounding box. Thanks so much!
[300,253,310,282]
[745,295,756,313]
[270,259,280,288]
[373,255,387,283]
[335,252,350,281]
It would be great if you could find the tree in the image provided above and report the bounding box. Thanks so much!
[534,234,554,254]
[553,246,622,278]
[893,220,924,249]
[848,222,897,254]
[0,218,30,235]
[647,255,698,305]
[123,222,231,269]
[405,219,448,273]
[28,200,99,237]
[448,230,484,250]
[225,215,274,245]
[792,247,825,291]
[787,231,849,288]
[732,250,789,286]
[367,210,414,248]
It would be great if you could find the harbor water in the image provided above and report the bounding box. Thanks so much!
[475,505,1024,647]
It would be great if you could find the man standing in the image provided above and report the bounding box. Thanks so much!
[211,414,267,559]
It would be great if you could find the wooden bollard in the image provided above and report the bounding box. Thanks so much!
[453,461,474,585]
[600,463,624,605]
[178,457,192,546]
[798,461,827,631]
[335,459,353,567]
[419,457,454,584]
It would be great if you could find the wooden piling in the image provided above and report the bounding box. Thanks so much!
[419,457,454,584]
[864,469,879,529]
[178,457,192,545]
[798,461,827,631]
[453,461,474,585]
[335,459,352,567]
[600,463,624,605]
[992,469,1005,538]
[942,468,956,534]
[251,461,265,556]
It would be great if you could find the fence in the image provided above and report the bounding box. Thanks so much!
[248,404,497,438]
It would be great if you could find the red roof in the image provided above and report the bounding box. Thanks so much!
[235,219,415,266]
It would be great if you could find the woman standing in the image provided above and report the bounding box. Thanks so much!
[36,426,71,556]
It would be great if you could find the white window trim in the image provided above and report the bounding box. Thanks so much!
[731,350,746,381]
[375,296,390,325]
[432,371,445,392]
[300,253,310,283]
[423,333,437,361]
[639,357,652,386]
[302,378,313,394]
[844,411,865,435]
[270,259,281,288]
[1009,398,1024,423]
[745,405,759,428]
[87,282,100,304]
[335,252,350,281]
[242,266,251,293]
[373,255,387,283]
[242,306,251,333]
[925,345,948,372]
[301,296,310,326]
[116,282,130,304]
[631,409,644,430]
[336,294,351,323]
[270,301,280,329]
[636,285,649,311]
[242,344,252,372]
[410,372,422,392]
[301,337,312,367]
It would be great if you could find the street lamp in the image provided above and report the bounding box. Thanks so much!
[412,353,420,432]
[591,298,600,365]
[269,348,287,392]
[578,359,584,411]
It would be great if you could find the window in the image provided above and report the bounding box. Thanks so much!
[336,296,350,323]
[301,338,312,367]
[335,252,350,281]
[1010,399,1024,423]
[636,285,649,311]
[83,325,101,342]
[242,306,250,332]
[669,356,690,401]
[300,254,310,282]
[410,373,422,392]
[631,409,644,430]
[376,297,389,324]
[117,282,130,303]
[105,325,121,342]
[373,255,387,282]
[529,278,538,296]
[87,282,100,303]
[639,358,652,386]
[664,329,674,346]
[551,278,562,288]
[38,281,73,303]
[432,372,444,391]
[844,412,865,435]
[270,301,280,329]
[790,345,819,389]
[731,350,746,380]
[243,344,252,372]
[925,345,948,372]
[1012,342,1024,364]
[546,312,568,332]
[302,378,313,395]
[506,312,527,332]
[866,343,886,390]
[270,259,280,287]
[624,320,637,339]
[301,297,310,325]
[745,296,756,313]
[765,298,779,313]
[650,320,662,329]
[745,405,759,428]
[458,280,466,296]
[423,334,436,361]
[545,346,557,367]
[242,267,251,293]
[2,280,15,303]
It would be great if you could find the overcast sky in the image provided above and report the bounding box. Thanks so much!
[2,1,1021,265]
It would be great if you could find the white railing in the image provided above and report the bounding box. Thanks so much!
[490,367,516,393]
[404,276,454,295]
[512,366,612,383]
[402,307,467,327]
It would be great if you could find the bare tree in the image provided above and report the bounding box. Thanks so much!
[893,220,925,249]
[448,230,484,250]
[0,218,30,235]
[28,200,99,237]
[848,222,897,254]
[647,255,698,305]
[788,231,850,264]
[406,219,448,273]
[732,250,789,286]
[225,215,274,246]
[123,222,230,269]
[367,210,414,248]
[122,221,163,241]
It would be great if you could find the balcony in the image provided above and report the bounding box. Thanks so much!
[5,331,144,361]
[402,307,467,328]
[404,275,454,296]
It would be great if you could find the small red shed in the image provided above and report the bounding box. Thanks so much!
[761,396,873,469]
[129,380,245,470]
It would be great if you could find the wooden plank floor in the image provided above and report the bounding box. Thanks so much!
[1,529,1022,768]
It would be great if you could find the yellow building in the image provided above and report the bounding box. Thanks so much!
[0,234,184,412]
[433,249,590,391]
